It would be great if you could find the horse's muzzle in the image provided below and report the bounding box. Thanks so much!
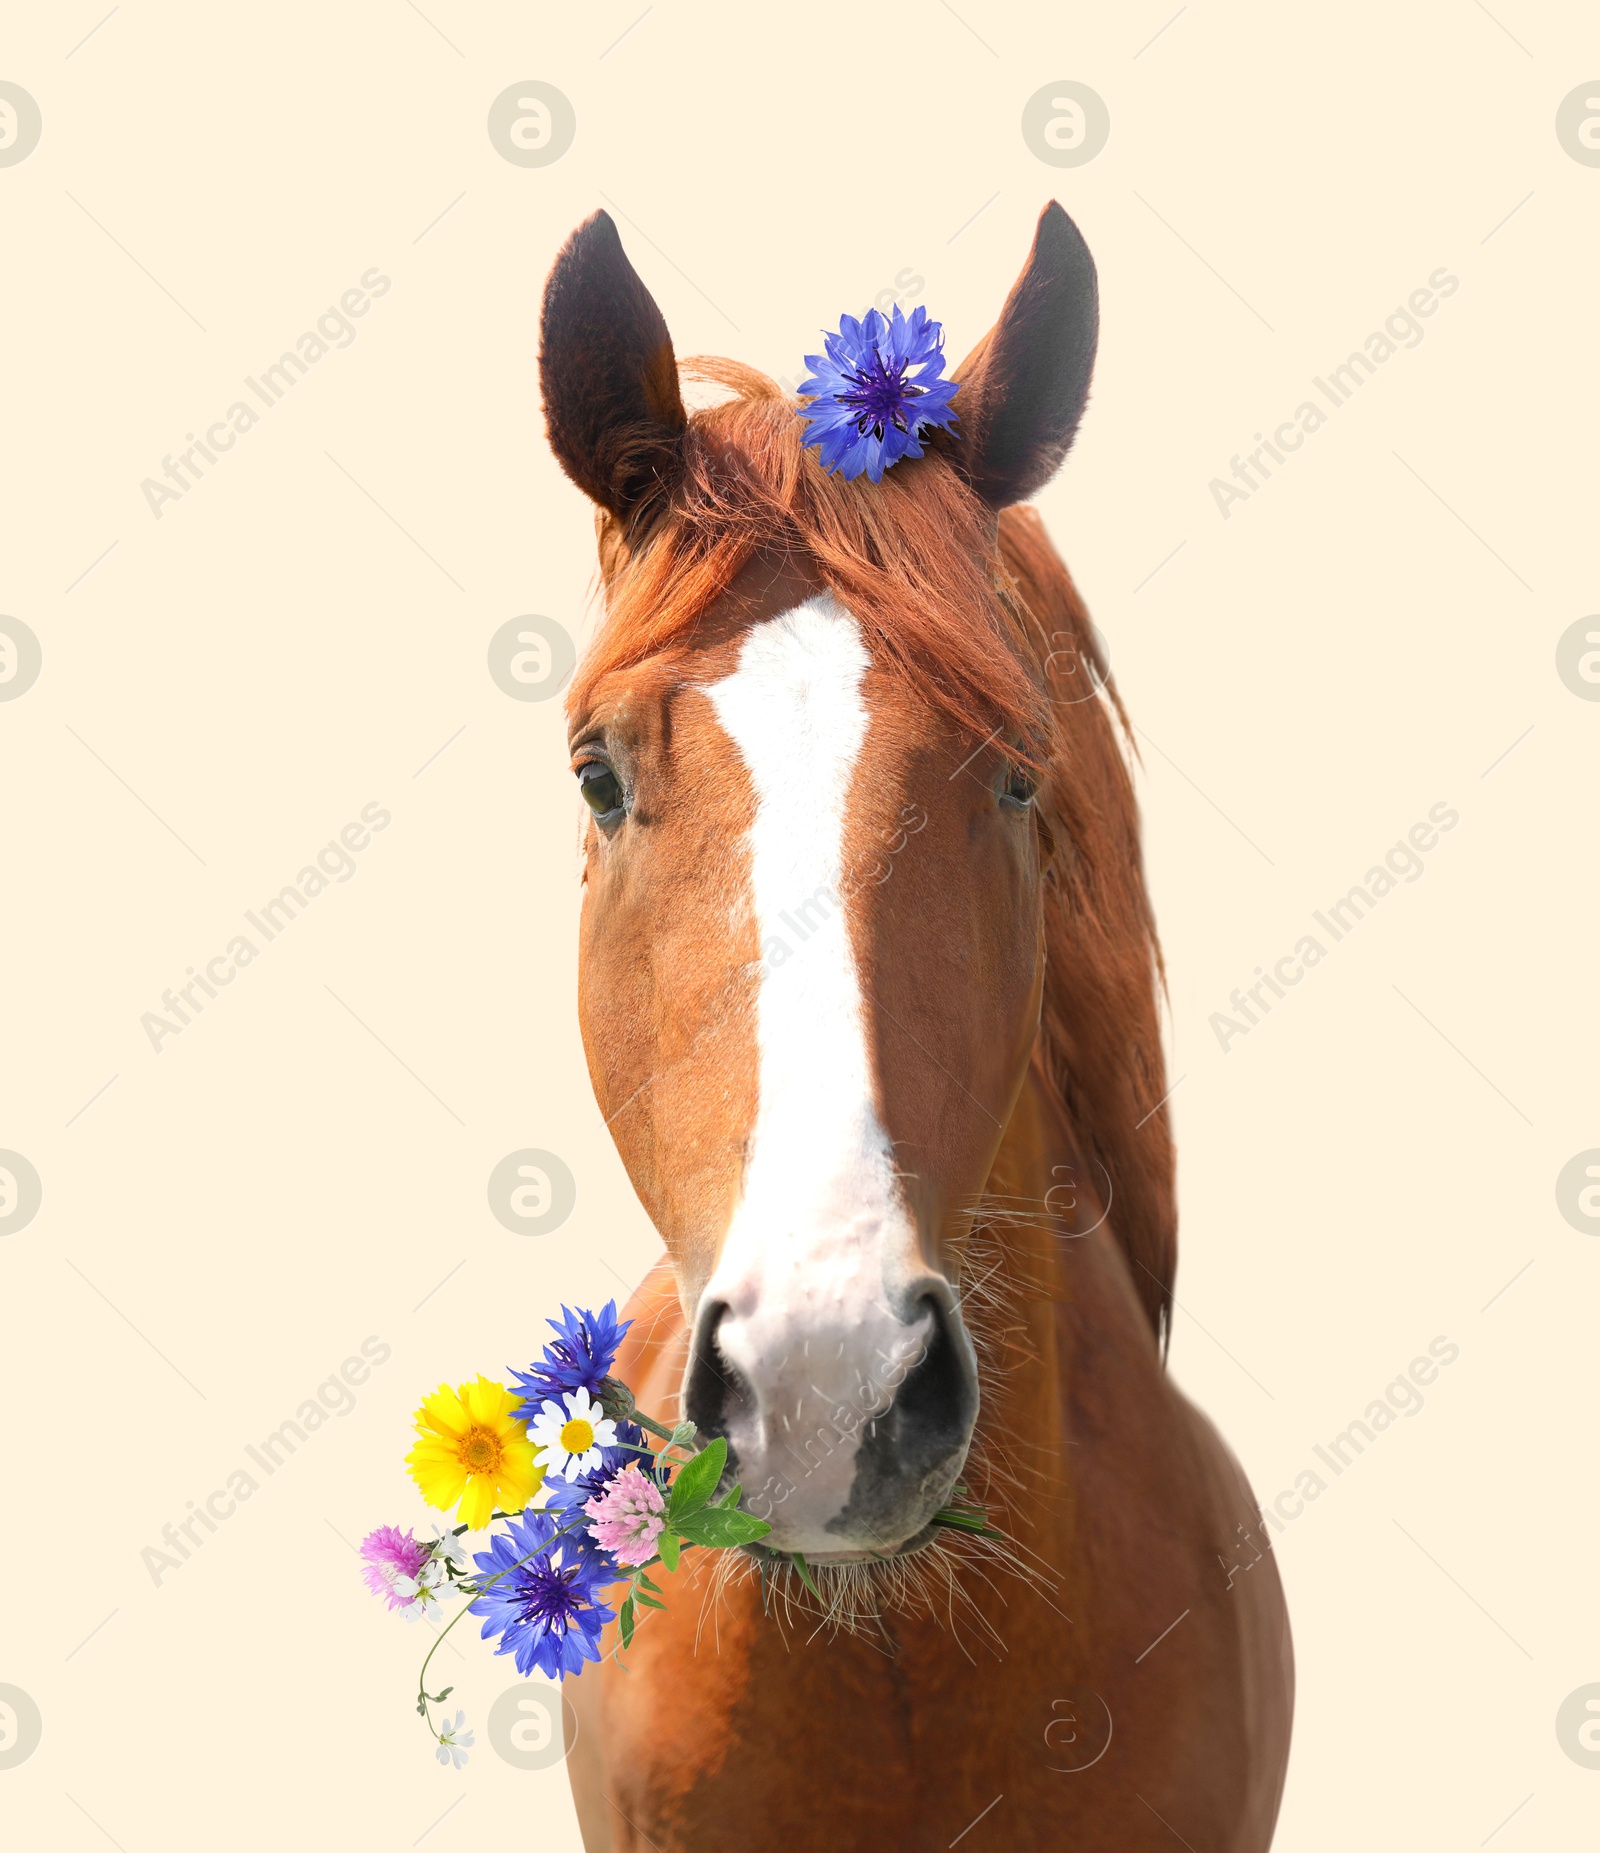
[682,1279,980,1556]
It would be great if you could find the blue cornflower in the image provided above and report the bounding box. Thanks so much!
[469,1509,619,1681]
[796,303,960,483]
[509,1301,631,1417]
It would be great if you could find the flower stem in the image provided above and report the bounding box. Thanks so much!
[415,1516,587,1738]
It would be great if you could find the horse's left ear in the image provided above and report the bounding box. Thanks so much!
[539,209,687,525]
[952,201,1099,508]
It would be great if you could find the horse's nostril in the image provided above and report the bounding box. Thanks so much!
[815,1291,978,1544]
[895,1293,981,1468]
[684,1301,750,1454]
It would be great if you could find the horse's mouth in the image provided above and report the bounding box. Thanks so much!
[739,1520,942,1570]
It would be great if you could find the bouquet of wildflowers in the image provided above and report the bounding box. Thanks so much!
[359,1302,776,1767]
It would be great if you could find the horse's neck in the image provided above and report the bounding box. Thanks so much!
[977,1050,1102,1311]
[964,1054,1165,1547]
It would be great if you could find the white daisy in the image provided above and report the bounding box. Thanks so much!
[527,1386,618,1480]
[393,1553,455,1624]
[435,1708,474,1770]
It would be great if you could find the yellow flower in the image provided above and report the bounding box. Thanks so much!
[406,1376,543,1530]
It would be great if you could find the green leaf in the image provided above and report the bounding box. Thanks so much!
[637,1574,662,1595]
[667,1437,727,1520]
[716,1482,743,1509]
[930,1502,1004,1538]
[657,1529,682,1573]
[618,1595,635,1649]
[676,1506,772,1549]
[790,1552,823,1600]
[633,1590,667,1611]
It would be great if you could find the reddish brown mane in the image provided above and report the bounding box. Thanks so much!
[1000,505,1177,1340]
[571,362,1176,1338]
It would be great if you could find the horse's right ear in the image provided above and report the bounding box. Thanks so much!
[539,210,687,525]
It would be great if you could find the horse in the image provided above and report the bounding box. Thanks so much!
[539,200,1293,1852]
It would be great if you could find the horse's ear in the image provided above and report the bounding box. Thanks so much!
[539,209,687,525]
[952,201,1099,508]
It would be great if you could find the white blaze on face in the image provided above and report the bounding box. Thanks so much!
[701,593,933,1547]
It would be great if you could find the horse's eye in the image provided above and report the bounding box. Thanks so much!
[1002,764,1037,809]
[578,761,624,819]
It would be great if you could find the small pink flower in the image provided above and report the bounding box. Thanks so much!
[584,1463,667,1567]
[360,1524,430,1609]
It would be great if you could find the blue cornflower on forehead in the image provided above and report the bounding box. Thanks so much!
[795,302,960,483]
[470,1509,618,1681]
[509,1300,630,1418]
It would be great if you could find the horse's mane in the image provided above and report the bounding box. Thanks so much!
[570,361,1177,1343]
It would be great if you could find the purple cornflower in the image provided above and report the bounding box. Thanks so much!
[469,1509,619,1680]
[796,304,960,482]
[509,1301,631,1417]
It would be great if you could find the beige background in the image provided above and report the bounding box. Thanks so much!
[1,2,1595,1847]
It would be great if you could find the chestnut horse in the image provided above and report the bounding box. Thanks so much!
[541,202,1292,1851]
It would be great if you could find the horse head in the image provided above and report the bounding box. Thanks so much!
[540,203,1123,1562]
